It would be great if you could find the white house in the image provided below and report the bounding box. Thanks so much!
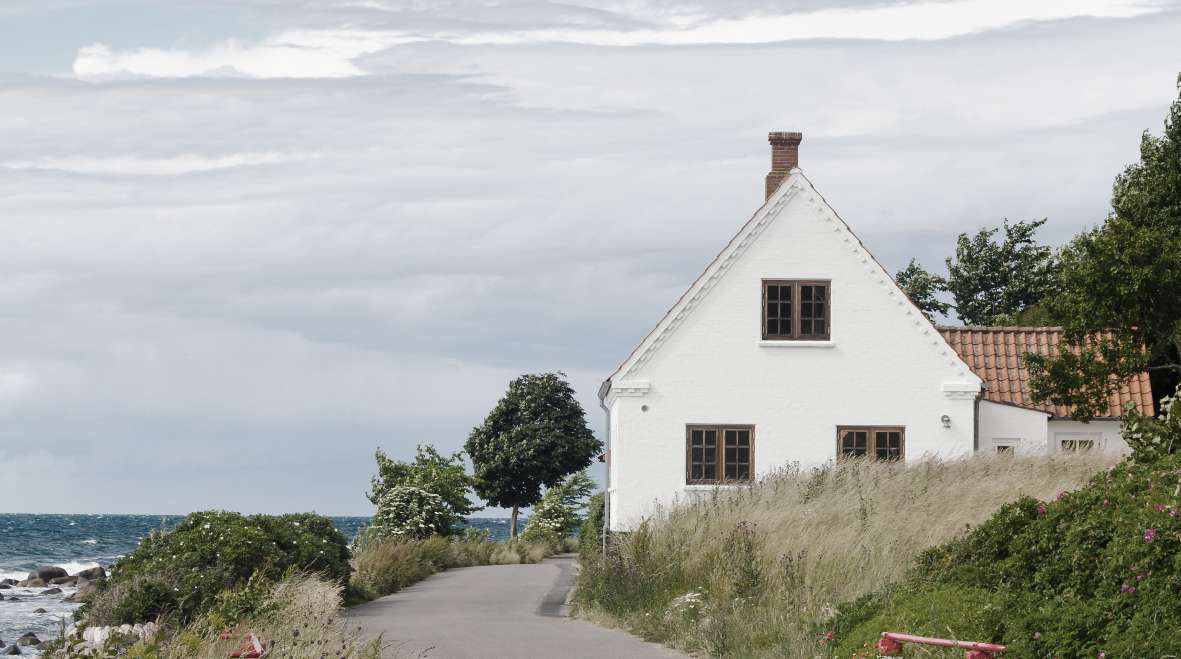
[597,132,1154,532]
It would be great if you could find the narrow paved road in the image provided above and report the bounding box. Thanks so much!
[349,554,686,659]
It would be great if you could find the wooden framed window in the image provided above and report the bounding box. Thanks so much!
[687,425,753,484]
[1060,438,1095,452]
[762,280,830,340]
[837,426,905,461]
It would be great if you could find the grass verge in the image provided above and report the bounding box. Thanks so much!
[574,452,1117,658]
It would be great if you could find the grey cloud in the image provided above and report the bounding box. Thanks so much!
[1,3,1178,514]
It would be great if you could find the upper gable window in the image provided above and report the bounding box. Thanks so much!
[762,280,830,340]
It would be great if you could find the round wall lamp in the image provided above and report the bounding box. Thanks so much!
[940,414,951,428]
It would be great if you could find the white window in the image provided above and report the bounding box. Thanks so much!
[1057,432,1103,452]
[993,438,1020,455]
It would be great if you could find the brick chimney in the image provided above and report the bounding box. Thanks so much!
[765,131,802,200]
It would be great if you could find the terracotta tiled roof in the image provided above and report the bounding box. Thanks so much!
[938,326,1155,418]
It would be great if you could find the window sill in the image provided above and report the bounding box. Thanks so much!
[684,484,745,491]
[759,340,835,348]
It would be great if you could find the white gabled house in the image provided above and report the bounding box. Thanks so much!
[598,132,1154,532]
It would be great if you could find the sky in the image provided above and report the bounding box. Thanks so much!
[1,0,1178,516]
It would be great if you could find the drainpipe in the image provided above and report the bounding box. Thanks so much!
[973,393,981,452]
[599,385,611,560]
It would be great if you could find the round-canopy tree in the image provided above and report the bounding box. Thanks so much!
[465,372,601,538]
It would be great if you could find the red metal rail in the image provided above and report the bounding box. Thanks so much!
[876,631,1006,658]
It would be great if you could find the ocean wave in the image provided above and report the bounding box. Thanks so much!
[81,539,98,545]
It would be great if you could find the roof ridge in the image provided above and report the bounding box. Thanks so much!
[937,325,1065,332]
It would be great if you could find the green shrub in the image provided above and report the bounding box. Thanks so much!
[522,471,595,543]
[578,492,605,559]
[83,510,351,626]
[832,451,1181,656]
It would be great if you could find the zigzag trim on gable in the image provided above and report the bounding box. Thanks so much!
[599,170,979,401]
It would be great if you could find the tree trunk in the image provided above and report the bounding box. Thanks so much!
[510,505,519,540]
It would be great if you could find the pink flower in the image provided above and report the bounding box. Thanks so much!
[1144,529,1157,543]
[1120,584,1137,594]
[1057,492,1067,501]
[1153,504,1166,512]
[1171,509,1178,518]
[1038,504,1047,516]
[1099,652,1106,659]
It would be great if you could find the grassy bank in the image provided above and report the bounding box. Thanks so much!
[575,452,1117,658]
[349,533,574,603]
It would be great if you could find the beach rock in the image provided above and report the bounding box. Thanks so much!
[16,633,38,646]
[0,579,15,586]
[32,608,46,614]
[49,575,77,586]
[17,579,45,588]
[39,587,62,595]
[75,566,106,581]
[27,566,67,583]
[1,645,18,655]
[0,583,10,589]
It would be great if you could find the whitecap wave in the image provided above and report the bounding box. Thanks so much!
[0,560,101,581]
[81,539,98,545]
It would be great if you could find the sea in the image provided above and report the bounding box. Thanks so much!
[0,513,520,655]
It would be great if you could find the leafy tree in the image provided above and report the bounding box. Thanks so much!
[521,470,596,543]
[1027,78,1181,419]
[895,258,951,320]
[465,372,601,539]
[945,218,1059,325]
[367,444,480,535]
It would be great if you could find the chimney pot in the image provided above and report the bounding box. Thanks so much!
[765,131,802,200]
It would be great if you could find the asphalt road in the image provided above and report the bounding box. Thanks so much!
[349,554,687,659]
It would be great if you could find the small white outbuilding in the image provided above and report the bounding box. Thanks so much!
[598,132,1154,532]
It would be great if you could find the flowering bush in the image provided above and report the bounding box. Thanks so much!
[355,485,453,546]
[521,471,595,544]
[81,511,351,626]
[831,402,1181,656]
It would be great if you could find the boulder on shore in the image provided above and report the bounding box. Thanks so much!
[1,644,18,655]
[32,608,46,614]
[27,566,67,583]
[16,579,45,588]
[75,566,106,581]
[40,588,62,596]
[0,579,15,586]
[49,575,77,586]
[16,633,39,646]
[0,583,10,589]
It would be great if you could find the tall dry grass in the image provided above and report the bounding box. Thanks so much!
[576,452,1119,658]
[350,534,573,601]
[53,575,396,658]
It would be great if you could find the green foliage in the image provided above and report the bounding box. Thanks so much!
[831,439,1181,655]
[944,218,1059,325]
[83,511,351,626]
[349,535,559,600]
[522,470,596,543]
[895,258,951,320]
[1028,77,1181,419]
[1122,384,1181,462]
[356,485,454,544]
[578,492,606,558]
[367,444,480,532]
[465,371,602,537]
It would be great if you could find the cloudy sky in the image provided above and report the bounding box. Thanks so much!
[1,0,1178,515]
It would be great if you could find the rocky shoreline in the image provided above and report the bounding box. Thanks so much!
[0,565,107,655]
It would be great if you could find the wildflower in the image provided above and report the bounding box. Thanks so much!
[1099,652,1106,658]
[1056,491,1066,501]
[1171,508,1178,518]
[1144,529,1156,543]
[820,631,834,644]
[1037,504,1047,516]
[1034,632,1041,640]
[1120,584,1137,594]
[1154,504,1166,512]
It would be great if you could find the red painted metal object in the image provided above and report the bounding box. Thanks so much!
[227,633,266,658]
[881,632,1006,657]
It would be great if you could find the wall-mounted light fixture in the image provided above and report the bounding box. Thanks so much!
[940,414,951,428]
